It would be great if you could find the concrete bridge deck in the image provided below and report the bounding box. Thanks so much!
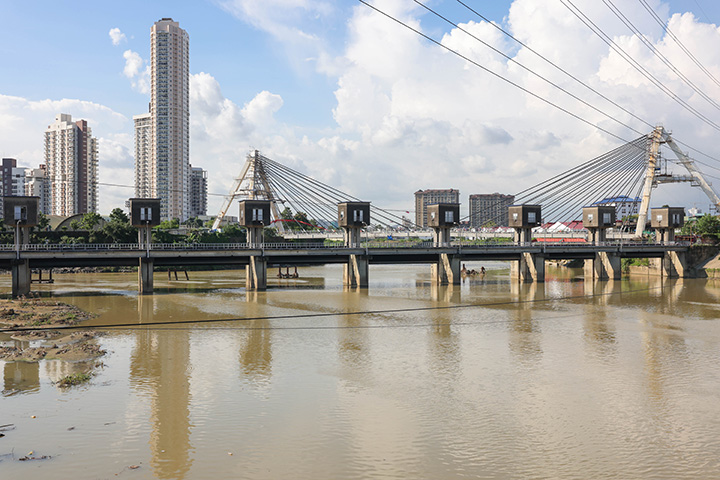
[0,241,688,268]
[0,241,690,297]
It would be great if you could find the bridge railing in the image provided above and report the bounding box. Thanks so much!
[0,239,690,252]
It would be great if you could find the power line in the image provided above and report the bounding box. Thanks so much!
[560,0,720,133]
[637,0,720,90]
[356,0,639,146]
[413,0,646,137]
[0,285,661,334]
[602,0,720,112]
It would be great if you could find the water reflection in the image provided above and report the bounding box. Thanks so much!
[239,292,272,384]
[430,284,460,303]
[4,268,720,478]
[3,360,39,395]
[130,294,193,479]
[508,282,544,362]
[582,281,618,354]
[640,306,689,404]
[338,289,371,378]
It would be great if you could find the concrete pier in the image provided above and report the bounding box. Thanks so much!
[139,258,154,294]
[343,254,368,288]
[11,259,30,298]
[584,252,621,280]
[431,253,461,285]
[659,251,687,278]
[511,252,545,282]
[246,256,267,291]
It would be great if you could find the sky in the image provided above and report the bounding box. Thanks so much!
[2,0,720,219]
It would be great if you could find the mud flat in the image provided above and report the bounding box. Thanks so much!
[0,299,103,362]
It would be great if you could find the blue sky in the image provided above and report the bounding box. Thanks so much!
[2,0,720,216]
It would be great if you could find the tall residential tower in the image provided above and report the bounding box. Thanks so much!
[135,18,190,221]
[44,114,98,216]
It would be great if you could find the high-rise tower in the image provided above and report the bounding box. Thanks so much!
[44,113,98,216]
[134,113,152,198]
[135,18,190,221]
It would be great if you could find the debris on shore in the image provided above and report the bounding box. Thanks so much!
[0,298,103,362]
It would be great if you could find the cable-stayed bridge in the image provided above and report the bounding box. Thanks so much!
[2,126,712,298]
[215,126,720,237]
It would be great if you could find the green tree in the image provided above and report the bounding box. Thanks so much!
[93,208,135,243]
[37,212,50,231]
[158,218,180,230]
[280,207,293,220]
[80,212,103,231]
[109,208,130,224]
[183,217,203,228]
[694,214,720,237]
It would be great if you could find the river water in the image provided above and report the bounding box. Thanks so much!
[2,262,720,479]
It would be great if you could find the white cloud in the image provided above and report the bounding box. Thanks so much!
[122,50,143,78]
[109,28,127,46]
[122,50,150,94]
[216,0,339,74]
[241,91,284,126]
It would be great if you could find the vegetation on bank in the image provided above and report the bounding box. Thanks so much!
[621,257,650,272]
[57,372,93,387]
[0,209,284,245]
[681,214,720,242]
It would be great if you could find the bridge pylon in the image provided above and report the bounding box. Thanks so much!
[212,150,286,233]
[635,126,720,238]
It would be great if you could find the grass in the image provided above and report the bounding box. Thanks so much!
[57,373,92,387]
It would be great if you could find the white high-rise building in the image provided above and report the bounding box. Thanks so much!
[134,18,190,221]
[134,113,152,198]
[44,113,98,216]
[25,165,51,215]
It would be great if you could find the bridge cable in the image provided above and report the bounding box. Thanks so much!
[454,0,656,131]
[413,0,647,136]
[603,0,720,112]
[559,0,720,133]
[637,0,720,90]
[356,0,645,145]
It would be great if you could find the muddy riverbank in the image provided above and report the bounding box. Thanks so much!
[0,299,103,362]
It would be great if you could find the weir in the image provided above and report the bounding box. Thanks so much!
[1,241,692,297]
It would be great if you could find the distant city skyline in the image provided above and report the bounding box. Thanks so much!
[2,0,720,218]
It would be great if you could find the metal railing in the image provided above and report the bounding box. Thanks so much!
[0,239,690,253]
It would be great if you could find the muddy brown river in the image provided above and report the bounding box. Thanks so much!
[2,263,720,479]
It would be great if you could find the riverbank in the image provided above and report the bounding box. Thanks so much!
[0,298,103,362]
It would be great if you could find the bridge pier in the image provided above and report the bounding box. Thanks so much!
[11,259,31,298]
[432,253,461,285]
[343,254,368,288]
[246,256,267,291]
[657,251,687,278]
[584,252,621,280]
[139,258,154,294]
[511,252,545,282]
